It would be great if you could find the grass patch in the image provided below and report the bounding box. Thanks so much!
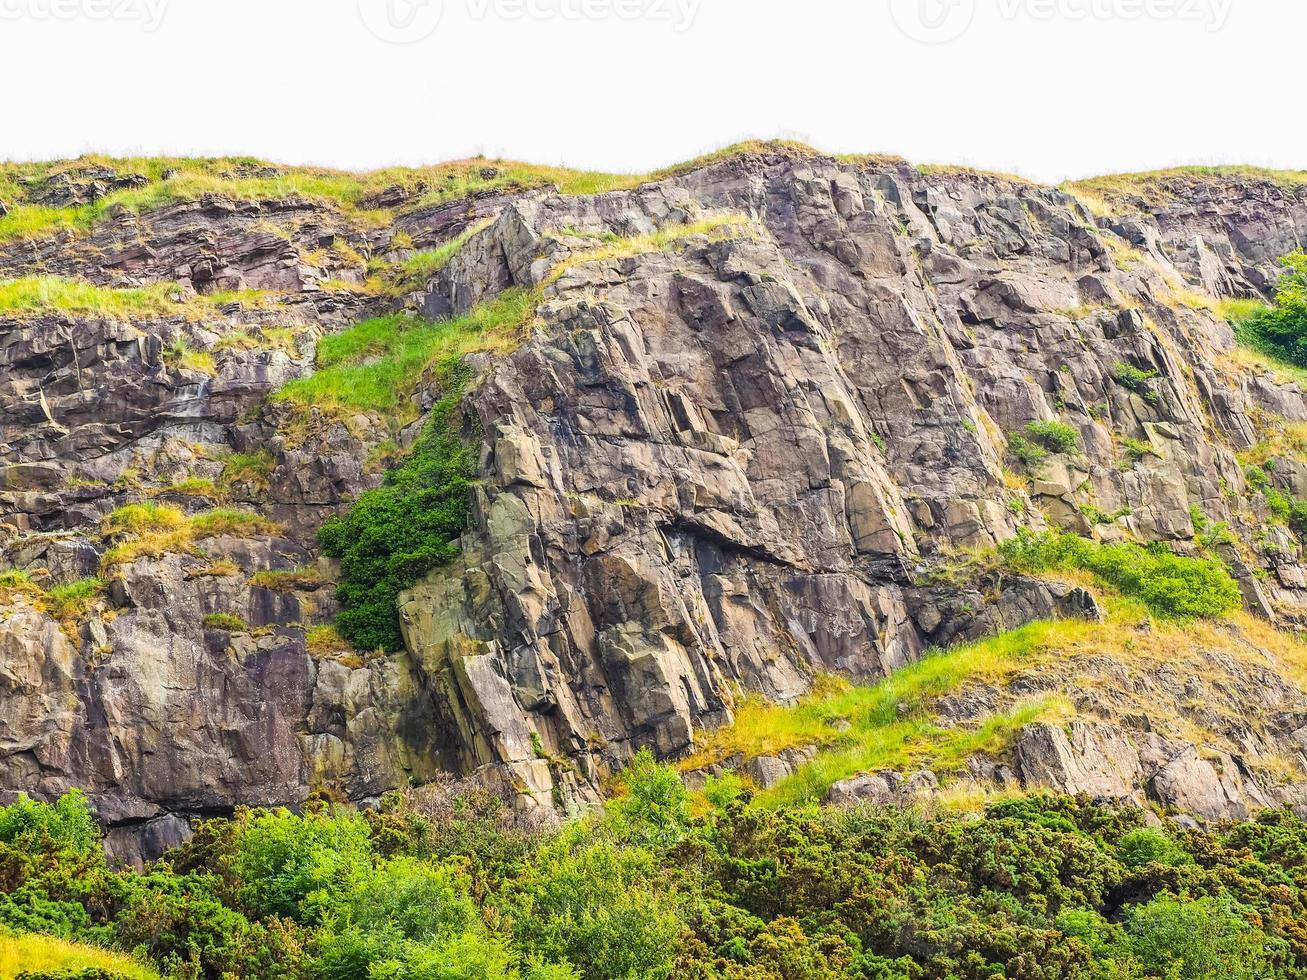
[0,277,187,320]
[0,932,159,980]
[368,224,485,297]
[999,530,1241,619]
[276,216,751,422]
[305,624,358,661]
[220,449,276,491]
[250,567,322,591]
[151,476,222,500]
[0,276,267,322]
[273,290,535,419]
[100,504,283,569]
[682,616,1098,807]
[190,508,283,539]
[202,612,249,632]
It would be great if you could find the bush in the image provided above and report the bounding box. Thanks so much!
[1111,361,1161,405]
[1126,895,1283,979]
[606,749,689,849]
[1117,827,1191,869]
[496,829,684,980]
[7,789,1307,980]
[1008,432,1048,471]
[318,391,476,653]
[1238,251,1307,366]
[998,530,1242,619]
[228,807,373,923]
[0,791,100,855]
[1024,420,1080,454]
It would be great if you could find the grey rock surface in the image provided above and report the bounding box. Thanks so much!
[3,150,1307,855]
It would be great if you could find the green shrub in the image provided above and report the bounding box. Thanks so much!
[1024,419,1080,454]
[318,390,476,653]
[496,829,684,980]
[998,530,1242,619]
[229,807,374,923]
[1111,361,1161,405]
[0,791,99,855]
[1126,894,1283,979]
[607,749,689,849]
[7,788,1307,980]
[1117,827,1191,869]
[1008,432,1048,470]
[1236,251,1307,366]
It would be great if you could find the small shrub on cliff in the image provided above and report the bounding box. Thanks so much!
[999,530,1242,619]
[1235,251,1307,367]
[1111,361,1161,405]
[318,390,476,653]
[1024,419,1080,454]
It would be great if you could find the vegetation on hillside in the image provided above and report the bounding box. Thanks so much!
[0,931,159,980]
[996,530,1242,620]
[98,502,283,569]
[5,773,1307,979]
[1226,251,1307,367]
[301,216,753,650]
[317,386,477,653]
[0,143,793,247]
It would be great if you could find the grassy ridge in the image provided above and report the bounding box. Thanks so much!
[0,143,792,247]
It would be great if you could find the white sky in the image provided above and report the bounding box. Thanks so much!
[1,0,1302,185]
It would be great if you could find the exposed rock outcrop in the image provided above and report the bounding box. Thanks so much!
[3,149,1307,856]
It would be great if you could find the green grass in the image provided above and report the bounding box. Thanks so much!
[682,617,1094,808]
[274,290,536,419]
[0,143,786,247]
[220,449,275,491]
[0,275,269,321]
[276,216,752,421]
[202,612,249,632]
[0,276,185,319]
[999,530,1242,620]
[0,931,159,979]
[368,224,486,297]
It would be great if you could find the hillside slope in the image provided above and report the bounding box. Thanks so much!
[1,146,1306,858]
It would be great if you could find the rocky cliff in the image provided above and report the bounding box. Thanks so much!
[2,147,1306,859]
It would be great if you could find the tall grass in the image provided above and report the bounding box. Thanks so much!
[0,275,269,321]
[0,932,158,979]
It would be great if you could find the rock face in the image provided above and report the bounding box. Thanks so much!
[3,149,1307,854]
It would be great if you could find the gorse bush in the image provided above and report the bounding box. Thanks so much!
[6,789,1307,979]
[998,530,1242,619]
[318,390,476,652]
